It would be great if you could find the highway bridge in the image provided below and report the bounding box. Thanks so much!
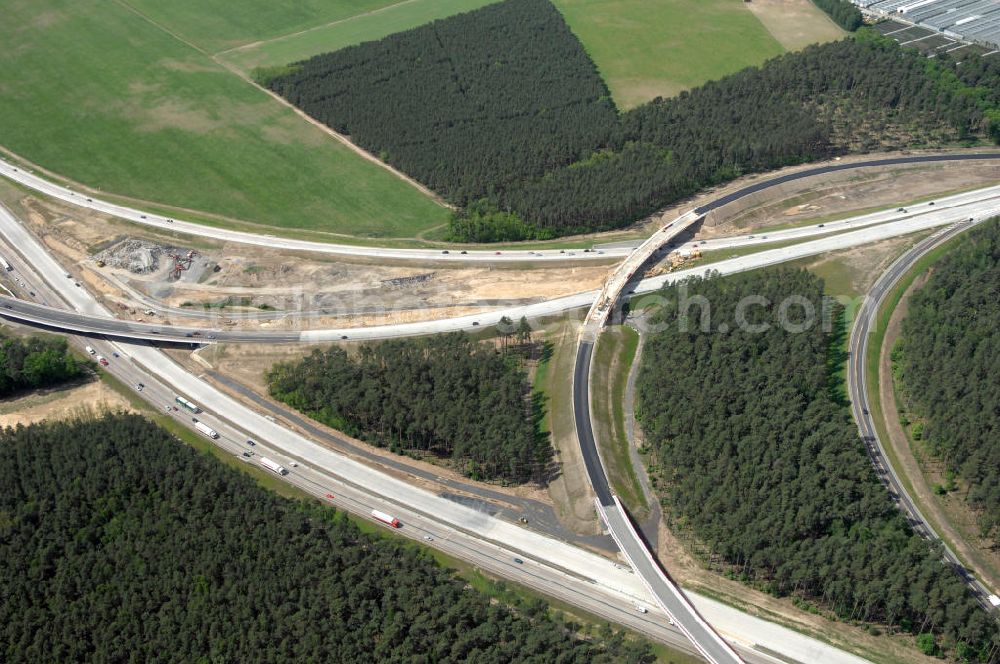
[573,211,745,663]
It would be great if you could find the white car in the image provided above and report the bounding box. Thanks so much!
[634,604,648,614]
[85,346,96,355]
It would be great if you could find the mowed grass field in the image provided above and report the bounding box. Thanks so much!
[0,0,448,239]
[551,0,829,109]
[126,0,401,53]
[220,0,502,73]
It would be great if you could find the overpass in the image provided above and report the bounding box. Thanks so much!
[573,211,744,663]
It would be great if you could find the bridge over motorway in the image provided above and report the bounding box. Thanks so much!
[573,210,745,663]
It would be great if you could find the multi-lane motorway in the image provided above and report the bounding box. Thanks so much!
[0,188,874,664]
[3,152,1000,264]
[847,219,997,608]
[5,184,1000,346]
[4,148,1000,662]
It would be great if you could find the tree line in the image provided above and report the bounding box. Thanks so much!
[811,0,864,31]
[0,335,82,396]
[268,0,1000,242]
[897,219,1000,548]
[0,413,654,663]
[266,332,550,484]
[635,269,999,661]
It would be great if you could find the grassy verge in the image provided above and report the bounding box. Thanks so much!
[591,325,647,513]
[862,230,985,572]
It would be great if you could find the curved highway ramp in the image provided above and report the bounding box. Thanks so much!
[573,213,744,663]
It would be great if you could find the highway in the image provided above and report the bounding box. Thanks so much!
[847,219,997,608]
[574,213,745,663]
[6,189,1000,345]
[0,193,873,664]
[3,152,1000,264]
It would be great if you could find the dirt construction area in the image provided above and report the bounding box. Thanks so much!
[0,378,134,427]
[1,153,998,335]
[0,178,610,330]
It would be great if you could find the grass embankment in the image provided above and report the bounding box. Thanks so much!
[0,0,447,240]
[862,231,986,572]
[591,325,647,513]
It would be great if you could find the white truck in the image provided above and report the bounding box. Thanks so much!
[259,457,288,476]
[194,421,218,439]
[371,509,401,528]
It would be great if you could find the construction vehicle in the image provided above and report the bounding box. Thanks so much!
[167,250,197,280]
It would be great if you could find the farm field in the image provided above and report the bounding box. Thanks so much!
[746,0,845,52]
[125,0,401,53]
[223,0,840,110]
[550,0,786,108]
[220,0,501,73]
[0,0,448,239]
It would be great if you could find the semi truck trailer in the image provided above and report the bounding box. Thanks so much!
[259,457,288,476]
[371,510,401,528]
[194,421,218,439]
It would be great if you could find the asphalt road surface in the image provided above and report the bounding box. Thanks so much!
[6,188,1000,345]
[847,218,996,609]
[3,152,999,264]
[0,198,873,664]
[574,214,745,663]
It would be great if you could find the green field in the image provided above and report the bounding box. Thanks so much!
[126,0,401,53]
[220,0,501,73]
[0,0,448,239]
[224,0,800,111]
[551,0,787,108]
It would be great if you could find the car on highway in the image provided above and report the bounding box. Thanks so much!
[441,250,449,254]
[423,535,434,541]
[460,250,467,254]
[135,382,144,392]
[85,346,96,355]
[634,604,648,614]
[242,451,251,458]
[513,557,523,564]
[325,493,335,500]
[97,356,109,367]
[246,439,256,446]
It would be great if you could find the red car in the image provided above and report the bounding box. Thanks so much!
[325,493,335,500]
[97,356,109,367]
